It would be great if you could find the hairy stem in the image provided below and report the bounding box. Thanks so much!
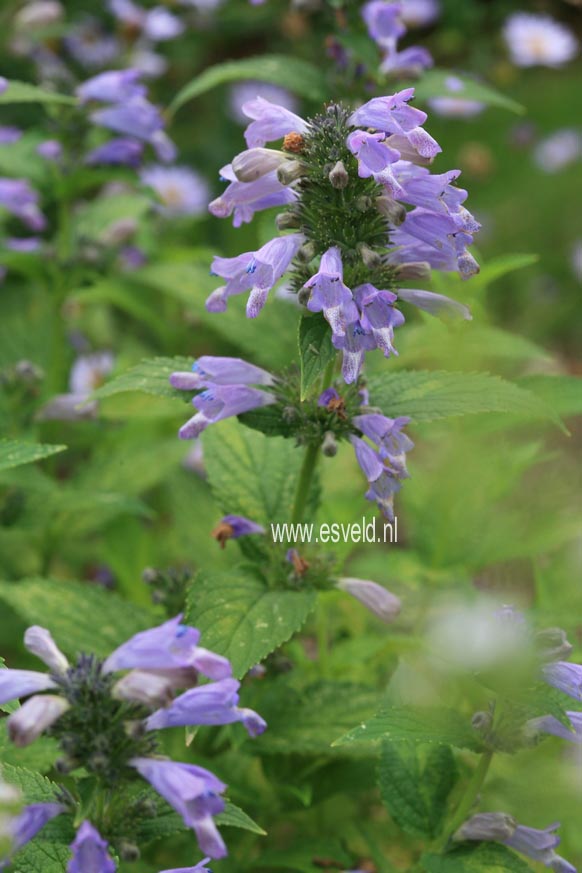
[290,441,320,526]
[437,749,494,850]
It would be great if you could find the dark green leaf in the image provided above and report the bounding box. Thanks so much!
[422,843,534,873]
[0,440,66,473]
[298,313,336,400]
[333,705,482,751]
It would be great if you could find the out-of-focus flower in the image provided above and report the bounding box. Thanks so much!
[14,0,63,30]
[140,165,209,217]
[503,13,579,68]
[68,822,116,873]
[0,178,46,231]
[85,138,144,168]
[0,127,22,145]
[0,798,64,867]
[37,352,114,422]
[229,81,298,125]
[76,69,146,104]
[36,140,62,161]
[400,0,439,27]
[336,577,401,622]
[90,98,176,162]
[428,75,485,119]
[65,18,120,68]
[362,1,433,76]
[528,710,582,743]
[0,78,7,95]
[572,240,582,283]
[533,129,581,173]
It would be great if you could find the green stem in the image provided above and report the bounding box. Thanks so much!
[436,750,493,850]
[290,441,320,526]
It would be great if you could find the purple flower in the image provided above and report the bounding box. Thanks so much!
[180,385,276,439]
[65,19,120,69]
[347,130,402,188]
[68,821,116,873]
[207,235,303,316]
[353,284,405,357]
[527,711,582,743]
[0,178,46,231]
[390,208,480,277]
[144,6,184,40]
[380,44,433,77]
[3,802,64,860]
[130,758,228,858]
[90,98,176,162]
[211,514,266,548]
[69,352,115,395]
[428,75,485,119]
[7,694,70,747]
[542,662,582,700]
[85,138,144,168]
[534,130,581,174]
[353,414,413,471]
[0,78,7,95]
[397,287,471,319]
[24,626,69,674]
[0,127,22,145]
[36,140,62,161]
[303,247,358,338]
[349,413,413,518]
[229,82,298,126]
[112,669,188,707]
[0,669,57,706]
[232,147,290,183]
[103,614,232,679]
[400,0,440,28]
[170,357,275,391]
[209,164,296,228]
[145,677,267,736]
[362,2,405,48]
[76,69,146,104]
[503,13,578,68]
[5,237,42,253]
[349,89,441,160]
[242,96,307,148]
[160,862,212,873]
[140,165,209,217]
[336,578,401,622]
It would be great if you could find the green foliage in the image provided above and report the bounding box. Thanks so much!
[378,741,458,840]
[0,440,67,473]
[334,705,483,751]
[298,314,335,400]
[0,578,156,658]
[422,844,534,873]
[169,55,326,114]
[186,568,316,678]
[411,69,525,114]
[0,80,76,105]
[0,724,58,773]
[92,356,192,401]
[367,370,561,427]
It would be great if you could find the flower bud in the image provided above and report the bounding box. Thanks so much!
[536,627,573,662]
[14,1,63,30]
[277,160,306,186]
[376,195,407,226]
[471,710,493,733]
[119,841,140,862]
[113,670,176,708]
[322,431,338,457]
[393,261,432,282]
[336,578,401,623]
[454,812,517,843]
[329,160,349,189]
[355,196,373,212]
[276,211,301,230]
[24,626,69,674]
[296,242,316,264]
[7,695,70,747]
[358,243,382,270]
[232,148,287,182]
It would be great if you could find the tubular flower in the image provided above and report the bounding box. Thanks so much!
[362,2,434,77]
[1,617,265,862]
[207,89,478,381]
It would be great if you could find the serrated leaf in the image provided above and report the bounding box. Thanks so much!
[422,843,534,873]
[0,763,59,803]
[299,313,336,400]
[0,724,58,774]
[169,54,326,114]
[203,419,303,525]
[0,578,156,659]
[378,741,457,840]
[0,440,66,473]
[253,680,380,757]
[137,794,265,843]
[0,80,76,106]
[238,405,295,438]
[411,69,524,114]
[92,356,192,401]
[216,800,267,835]
[367,370,562,429]
[186,568,316,678]
[333,705,482,751]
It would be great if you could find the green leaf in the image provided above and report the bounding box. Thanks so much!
[0,440,66,473]
[216,800,267,835]
[0,723,58,773]
[75,193,151,240]
[0,578,156,659]
[92,356,192,401]
[203,419,303,525]
[257,841,350,873]
[378,741,457,840]
[253,680,380,757]
[333,705,482,751]
[169,55,326,114]
[0,80,77,106]
[410,69,524,115]
[298,313,336,400]
[185,568,316,678]
[0,763,59,803]
[8,840,72,873]
[517,375,582,418]
[367,370,563,429]
[422,843,534,873]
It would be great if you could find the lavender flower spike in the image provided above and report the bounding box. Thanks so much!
[130,758,228,858]
[170,357,275,391]
[68,821,116,873]
[7,694,70,747]
[24,626,69,674]
[0,669,57,706]
[336,578,401,623]
[146,677,267,736]
[103,615,232,679]
[542,662,582,700]
[243,96,308,148]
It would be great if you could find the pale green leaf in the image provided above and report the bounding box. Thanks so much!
[186,568,316,678]
[169,55,326,114]
[0,80,76,106]
[517,375,582,418]
[411,69,524,114]
[0,440,66,473]
[75,194,151,241]
[333,705,482,751]
[422,844,534,873]
[92,356,191,401]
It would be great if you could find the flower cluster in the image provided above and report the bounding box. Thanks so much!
[207,89,477,382]
[0,617,266,866]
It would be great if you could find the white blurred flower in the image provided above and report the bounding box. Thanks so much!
[503,13,579,68]
[69,352,115,395]
[400,0,440,28]
[533,129,581,173]
[428,75,485,119]
[140,165,209,217]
